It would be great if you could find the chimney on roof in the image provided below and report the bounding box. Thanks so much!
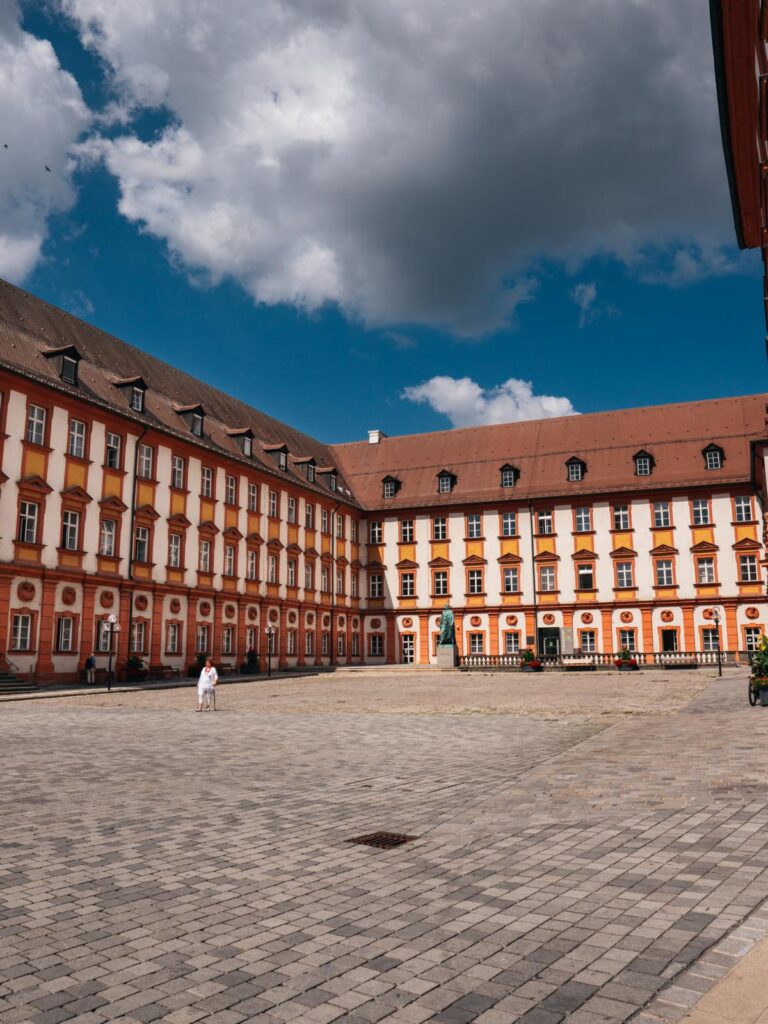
[368,429,387,445]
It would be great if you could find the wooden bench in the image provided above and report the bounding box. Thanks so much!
[561,657,597,672]
[217,663,236,677]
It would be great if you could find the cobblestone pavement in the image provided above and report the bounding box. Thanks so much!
[2,670,767,1024]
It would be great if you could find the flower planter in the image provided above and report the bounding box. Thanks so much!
[126,669,148,682]
[616,663,639,672]
[760,688,768,707]
[521,664,543,673]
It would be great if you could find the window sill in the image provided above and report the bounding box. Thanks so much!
[534,533,557,539]
[464,592,487,598]
[137,477,159,486]
[170,486,190,497]
[572,530,596,537]
[690,523,712,529]
[22,441,53,454]
[498,534,519,540]
[609,528,633,534]
[694,580,721,587]
[652,584,678,590]
[64,455,93,467]
[430,593,452,599]
[536,589,560,595]
[612,586,638,592]
[464,536,485,542]
[103,464,127,475]
[576,587,598,594]
[57,547,85,556]
[732,520,757,526]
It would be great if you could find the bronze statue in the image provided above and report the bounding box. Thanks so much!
[437,603,455,646]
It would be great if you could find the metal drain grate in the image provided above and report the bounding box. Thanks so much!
[347,831,417,850]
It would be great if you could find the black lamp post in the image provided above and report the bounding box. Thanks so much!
[106,615,120,691]
[712,608,722,678]
[265,625,276,678]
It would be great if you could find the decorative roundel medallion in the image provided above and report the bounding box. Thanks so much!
[199,600,211,616]
[543,613,555,625]
[620,611,633,624]
[170,598,182,614]
[402,617,413,628]
[100,591,114,609]
[269,608,279,623]
[224,603,236,619]
[660,610,674,623]
[746,607,760,620]
[702,607,714,620]
[506,614,518,626]
[370,618,381,629]
[306,612,314,625]
[338,615,345,628]
[323,614,330,628]
[61,586,77,607]
[470,615,482,627]
[134,595,148,612]
[17,581,35,602]
[288,611,297,625]
[581,612,593,624]
[248,606,258,622]
[352,617,359,629]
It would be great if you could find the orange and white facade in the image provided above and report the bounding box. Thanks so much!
[0,278,767,680]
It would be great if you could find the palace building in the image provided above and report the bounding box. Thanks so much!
[0,277,767,681]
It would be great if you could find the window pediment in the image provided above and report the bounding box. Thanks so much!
[650,543,678,556]
[462,554,487,566]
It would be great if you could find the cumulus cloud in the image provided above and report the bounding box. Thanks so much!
[0,1,89,281]
[402,376,577,427]
[59,0,732,334]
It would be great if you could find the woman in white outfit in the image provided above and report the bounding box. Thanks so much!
[197,657,218,711]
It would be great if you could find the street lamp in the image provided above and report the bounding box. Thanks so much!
[265,625,277,678]
[712,608,722,678]
[106,615,120,691]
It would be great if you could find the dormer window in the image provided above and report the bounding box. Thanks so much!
[263,442,289,471]
[703,444,724,470]
[307,464,316,483]
[191,413,203,436]
[61,355,78,385]
[633,450,654,477]
[227,427,255,458]
[317,466,337,490]
[114,376,147,413]
[243,436,252,457]
[43,344,81,386]
[500,464,519,488]
[174,403,205,436]
[130,387,144,412]
[279,451,288,471]
[329,473,337,491]
[566,457,586,482]
[382,475,401,499]
[437,470,456,494]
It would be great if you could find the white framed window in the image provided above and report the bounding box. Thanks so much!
[735,496,753,522]
[329,474,337,492]
[226,474,237,505]
[19,501,38,543]
[400,572,415,597]
[740,554,759,582]
[224,544,235,577]
[745,626,762,651]
[504,633,520,654]
[702,627,719,652]
[137,443,153,480]
[305,502,314,529]
[433,516,447,541]
[130,620,146,653]
[269,490,278,518]
[467,513,482,539]
[705,448,723,470]
[105,432,121,468]
[577,564,594,590]
[321,508,329,533]
[100,519,116,557]
[469,633,484,654]
[369,521,383,544]
[567,462,583,482]
[196,624,210,653]
[616,561,634,588]
[56,617,73,652]
[166,622,179,654]
[351,633,359,656]
[580,630,596,653]
[618,629,636,652]
[575,507,591,533]
[134,526,149,563]
[130,387,144,412]
[268,554,277,583]
[336,569,344,595]
[67,419,86,459]
[351,573,359,597]
[655,559,674,586]
[336,514,343,538]
[399,519,414,543]
[201,466,213,498]
[26,404,46,445]
[538,565,556,592]
[278,451,288,471]
[321,632,329,655]
[287,496,297,524]
[305,631,314,656]
[501,512,516,537]
[191,412,203,437]
[304,562,314,590]
[433,571,448,596]
[168,533,182,568]
[61,510,80,551]
[247,549,258,580]
[222,626,234,655]
[369,634,384,657]
[692,498,710,526]
[653,501,671,528]
[171,455,185,490]
[321,567,329,592]
[96,619,112,652]
[467,569,483,594]
[61,354,78,384]
[287,559,296,587]
[537,510,553,535]
[11,613,31,651]
[369,574,383,597]
[199,539,211,573]
[501,467,516,488]
[247,482,259,512]
[697,557,715,584]
[438,474,452,493]
[351,520,358,543]
[635,455,651,476]
[287,630,297,656]
[613,505,630,531]
[503,567,518,593]
[383,479,397,499]
[337,633,344,656]
[243,435,253,457]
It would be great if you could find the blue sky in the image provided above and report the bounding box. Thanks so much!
[4,1,764,443]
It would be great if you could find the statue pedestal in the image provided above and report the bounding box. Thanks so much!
[436,643,458,670]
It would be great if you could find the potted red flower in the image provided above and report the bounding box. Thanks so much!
[521,648,543,672]
[614,648,639,671]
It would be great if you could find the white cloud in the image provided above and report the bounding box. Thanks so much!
[0,1,89,280]
[60,0,734,334]
[570,281,619,327]
[402,375,577,427]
